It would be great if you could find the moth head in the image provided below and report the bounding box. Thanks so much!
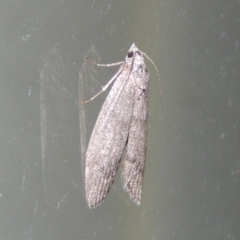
[127,50,134,58]
[127,43,139,57]
[129,43,138,52]
[127,43,144,62]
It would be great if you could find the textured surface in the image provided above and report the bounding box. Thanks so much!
[85,43,149,208]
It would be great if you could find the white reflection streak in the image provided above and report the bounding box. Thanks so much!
[33,201,38,212]
[57,193,68,209]
[22,168,25,194]
[141,209,147,232]
[39,45,61,205]
[40,57,48,204]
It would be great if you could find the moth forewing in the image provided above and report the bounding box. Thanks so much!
[84,43,153,208]
[121,59,149,205]
[85,56,136,208]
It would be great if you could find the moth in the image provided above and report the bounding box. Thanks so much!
[83,43,160,208]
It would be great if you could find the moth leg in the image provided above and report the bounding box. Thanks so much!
[86,57,124,67]
[79,67,124,104]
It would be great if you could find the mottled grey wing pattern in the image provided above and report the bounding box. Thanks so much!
[85,65,135,208]
[85,43,150,208]
[121,63,149,205]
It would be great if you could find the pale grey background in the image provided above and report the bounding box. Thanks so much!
[1,0,240,240]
